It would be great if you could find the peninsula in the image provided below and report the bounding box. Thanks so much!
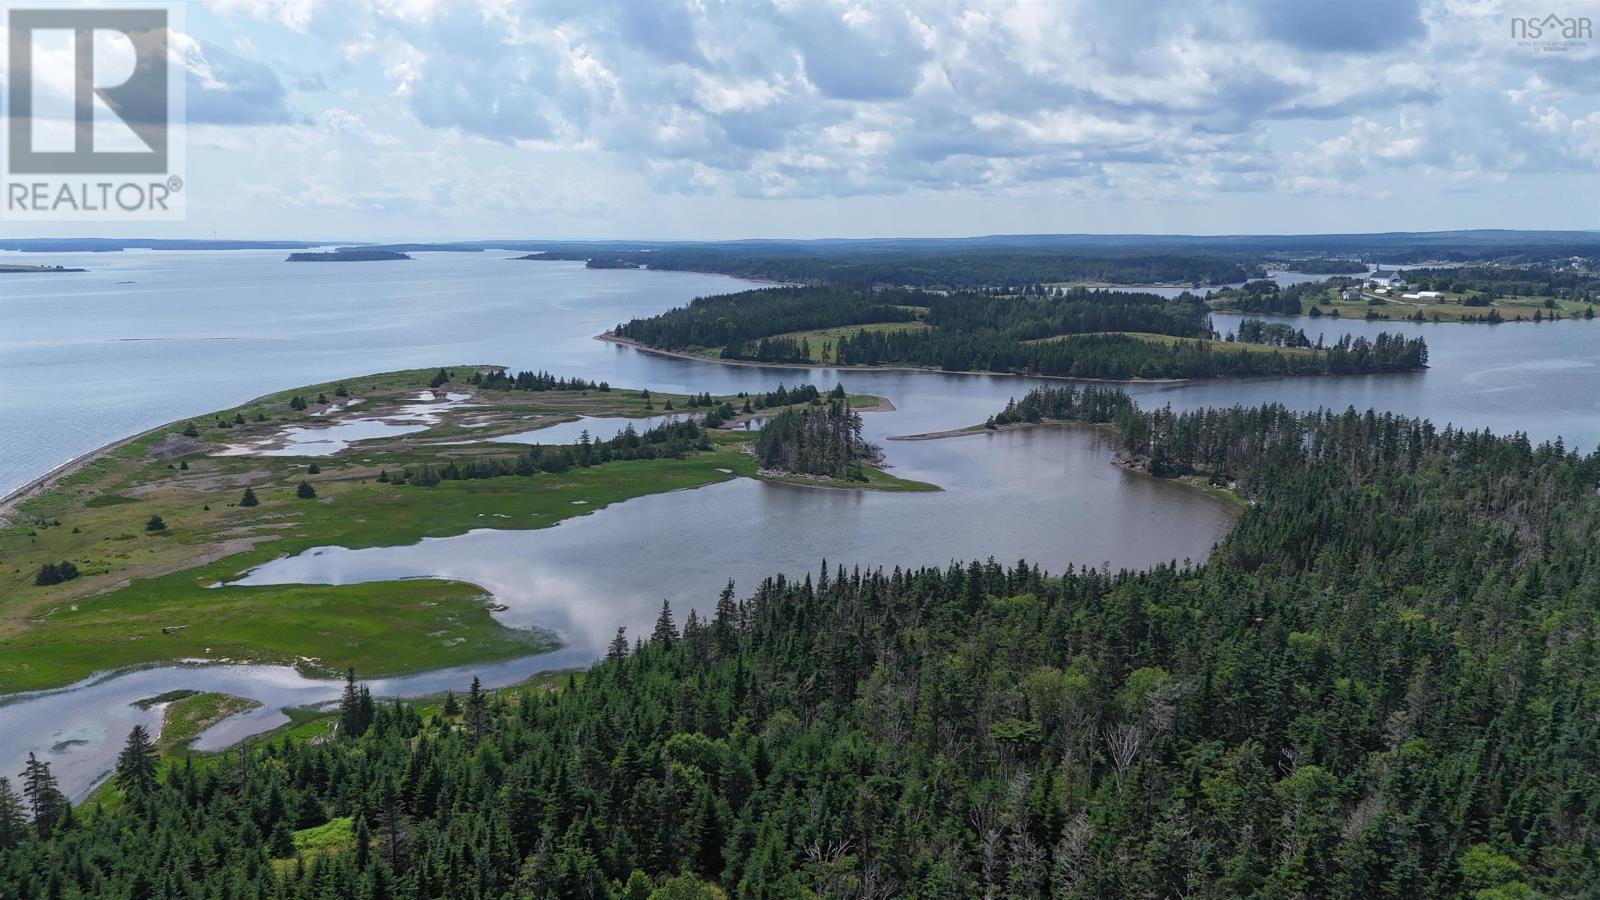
[0,367,921,694]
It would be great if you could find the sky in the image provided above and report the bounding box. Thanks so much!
[3,0,1599,241]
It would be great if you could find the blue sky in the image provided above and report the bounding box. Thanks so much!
[10,0,1600,239]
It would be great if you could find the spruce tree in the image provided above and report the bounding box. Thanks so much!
[239,486,259,507]
[145,515,166,532]
[20,753,66,836]
[607,626,630,662]
[296,481,316,499]
[465,677,489,746]
[115,725,159,797]
[339,668,365,739]
[0,777,25,850]
[652,600,677,646]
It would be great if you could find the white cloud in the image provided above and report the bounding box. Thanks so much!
[171,0,1600,234]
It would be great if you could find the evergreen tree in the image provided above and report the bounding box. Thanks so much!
[296,480,317,499]
[144,515,166,532]
[339,668,371,739]
[19,753,67,837]
[239,486,259,507]
[115,725,159,797]
[651,600,677,647]
[0,777,25,850]
[607,626,630,662]
[465,677,489,746]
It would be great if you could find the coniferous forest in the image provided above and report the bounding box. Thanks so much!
[616,286,1428,380]
[753,401,879,480]
[4,387,1597,899]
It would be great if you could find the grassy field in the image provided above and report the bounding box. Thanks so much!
[689,321,931,363]
[1276,285,1593,323]
[1025,331,1320,358]
[0,366,915,694]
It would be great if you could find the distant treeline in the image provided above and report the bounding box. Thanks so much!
[1402,265,1600,300]
[616,286,920,350]
[1209,279,1331,315]
[1281,259,1368,274]
[548,247,1261,288]
[468,370,611,392]
[1233,319,1312,347]
[620,286,1426,379]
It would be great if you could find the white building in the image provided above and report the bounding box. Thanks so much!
[1367,267,1403,288]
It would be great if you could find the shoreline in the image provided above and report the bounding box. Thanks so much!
[0,425,168,525]
[887,419,1112,442]
[0,366,513,524]
[596,332,1193,385]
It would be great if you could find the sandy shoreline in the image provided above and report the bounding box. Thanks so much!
[0,424,170,525]
[888,419,1124,442]
[596,332,1191,385]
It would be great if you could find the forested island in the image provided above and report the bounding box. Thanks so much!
[613,285,1429,379]
[532,247,1260,287]
[5,384,1596,897]
[753,398,881,483]
[0,263,86,274]
[286,250,413,262]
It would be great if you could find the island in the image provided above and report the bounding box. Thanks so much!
[285,249,413,262]
[0,367,924,695]
[0,263,86,273]
[608,284,1429,380]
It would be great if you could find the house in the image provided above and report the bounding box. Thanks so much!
[1340,288,1363,301]
[1367,268,1403,288]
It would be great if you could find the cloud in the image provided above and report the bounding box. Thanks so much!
[1255,0,1427,52]
[200,0,1600,210]
[176,37,296,124]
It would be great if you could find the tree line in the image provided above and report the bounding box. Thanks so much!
[541,247,1261,288]
[1404,264,1599,302]
[390,419,714,486]
[467,370,612,393]
[831,331,1425,379]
